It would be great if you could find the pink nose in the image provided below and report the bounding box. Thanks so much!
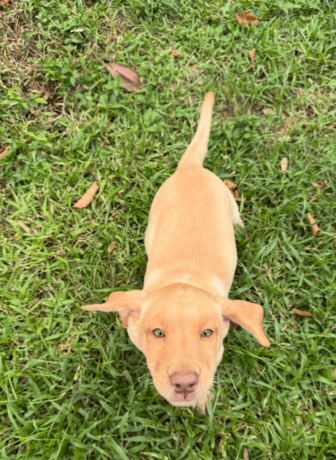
[170,372,199,394]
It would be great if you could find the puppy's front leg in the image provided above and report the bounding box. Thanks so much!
[196,389,215,415]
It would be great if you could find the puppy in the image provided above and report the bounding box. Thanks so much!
[81,93,270,414]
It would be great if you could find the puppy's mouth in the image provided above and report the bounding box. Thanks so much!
[171,390,197,403]
[153,383,200,406]
[168,387,209,407]
[170,397,198,407]
[152,373,214,407]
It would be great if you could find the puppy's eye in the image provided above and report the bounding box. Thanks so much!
[201,329,213,338]
[152,328,165,338]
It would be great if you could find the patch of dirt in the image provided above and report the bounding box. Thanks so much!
[0,5,42,88]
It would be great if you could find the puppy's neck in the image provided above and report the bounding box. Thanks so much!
[144,268,229,298]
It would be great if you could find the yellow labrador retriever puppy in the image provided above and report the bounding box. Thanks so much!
[81,93,270,414]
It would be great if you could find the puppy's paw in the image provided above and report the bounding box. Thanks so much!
[196,390,215,415]
[235,217,244,228]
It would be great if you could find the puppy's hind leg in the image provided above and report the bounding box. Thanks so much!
[224,184,244,228]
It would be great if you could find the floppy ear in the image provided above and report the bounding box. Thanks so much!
[216,297,270,347]
[81,290,146,327]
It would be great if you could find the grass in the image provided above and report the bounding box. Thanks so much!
[1,0,336,458]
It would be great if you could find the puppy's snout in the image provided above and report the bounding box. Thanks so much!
[170,372,199,394]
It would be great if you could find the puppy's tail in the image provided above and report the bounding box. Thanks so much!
[178,92,214,168]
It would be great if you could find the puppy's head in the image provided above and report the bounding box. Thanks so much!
[81,284,269,406]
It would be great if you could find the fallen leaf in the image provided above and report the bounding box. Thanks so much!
[263,107,276,115]
[18,221,31,233]
[236,12,258,26]
[2,418,11,425]
[332,369,336,378]
[293,309,314,317]
[171,50,179,57]
[330,325,336,332]
[117,191,123,199]
[71,8,79,15]
[249,49,255,61]
[106,63,143,92]
[108,241,116,254]
[0,146,8,158]
[280,157,288,171]
[244,447,249,460]
[234,190,241,201]
[46,80,56,99]
[307,213,320,237]
[308,193,317,204]
[224,180,237,190]
[73,181,99,209]
[311,181,326,189]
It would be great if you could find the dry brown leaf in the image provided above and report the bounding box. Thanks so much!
[171,50,179,57]
[263,107,276,115]
[45,81,56,100]
[309,193,317,204]
[224,179,237,190]
[73,181,99,209]
[311,181,326,189]
[330,325,336,332]
[108,241,116,254]
[71,8,79,15]
[280,157,288,171]
[18,221,31,233]
[332,369,336,378]
[307,213,320,237]
[117,191,123,199]
[0,146,8,158]
[2,418,11,425]
[236,12,258,26]
[293,309,314,317]
[106,63,143,92]
[243,447,249,460]
[249,49,255,61]
[234,190,241,201]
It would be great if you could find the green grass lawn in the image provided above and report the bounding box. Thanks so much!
[1,0,336,458]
